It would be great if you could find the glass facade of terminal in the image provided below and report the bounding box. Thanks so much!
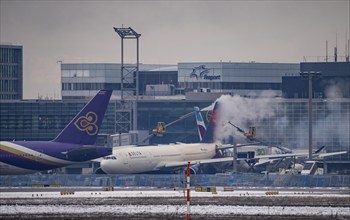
[61,63,122,99]
[0,45,23,100]
[61,63,173,99]
[256,99,350,161]
[0,100,116,144]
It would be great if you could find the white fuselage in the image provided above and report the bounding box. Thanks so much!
[100,143,216,174]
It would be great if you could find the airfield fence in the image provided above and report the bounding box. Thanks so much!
[1,174,349,188]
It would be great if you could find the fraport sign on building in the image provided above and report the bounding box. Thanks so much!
[189,65,221,81]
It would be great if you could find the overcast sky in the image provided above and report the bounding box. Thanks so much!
[1,1,349,99]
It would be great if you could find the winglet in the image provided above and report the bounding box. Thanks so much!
[53,90,112,144]
[314,146,326,154]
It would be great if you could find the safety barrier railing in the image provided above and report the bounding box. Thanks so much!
[1,173,349,188]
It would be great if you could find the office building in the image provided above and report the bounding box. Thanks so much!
[0,44,23,100]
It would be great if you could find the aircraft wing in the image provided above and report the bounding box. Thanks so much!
[251,150,348,160]
[216,142,261,150]
[316,151,347,158]
[252,152,308,159]
[160,157,255,169]
[158,151,347,170]
[159,151,309,169]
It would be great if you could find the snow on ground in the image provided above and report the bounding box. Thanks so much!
[0,189,349,199]
[1,204,349,217]
[1,189,349,217]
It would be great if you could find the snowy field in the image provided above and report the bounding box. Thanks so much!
[1,204,350,217]
[1,189,349,219]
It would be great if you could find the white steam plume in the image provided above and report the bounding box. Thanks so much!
[210,85,349,151]
[214,90,279,144]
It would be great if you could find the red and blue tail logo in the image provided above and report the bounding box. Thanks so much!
[194,107,206,141]
[201,102,219,143]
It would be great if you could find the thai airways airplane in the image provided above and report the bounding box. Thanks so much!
[0,90,113,175]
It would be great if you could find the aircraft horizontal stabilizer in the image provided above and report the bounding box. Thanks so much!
[62,146,112,159]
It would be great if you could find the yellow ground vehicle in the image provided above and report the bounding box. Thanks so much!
[245,126,256,138]
[228,122,256,139]
[152,122,166,136]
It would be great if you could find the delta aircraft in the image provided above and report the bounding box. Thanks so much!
[100,102,256,174]
[101,100,347,174]
[0,90,113,175]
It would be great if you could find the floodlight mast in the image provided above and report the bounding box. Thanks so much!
[300,71,322,160]
[114,27,141,131]
[114,27,141,39]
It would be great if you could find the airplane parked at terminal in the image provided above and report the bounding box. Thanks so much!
[0,90,113,175]
[101,101,347,174]
[100,102,252,174]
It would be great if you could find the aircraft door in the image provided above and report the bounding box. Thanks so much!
[35,150,43,162]
[148,152,155,166]
[123,152,134,172]
[120,152,128,165]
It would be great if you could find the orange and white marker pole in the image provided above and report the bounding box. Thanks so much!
[186,161,191,220]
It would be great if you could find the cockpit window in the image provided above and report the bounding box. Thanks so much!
[303,162,314,170]
[104,156,117,160]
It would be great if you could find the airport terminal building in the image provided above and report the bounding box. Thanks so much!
[1,59,349,174]
[61,63,175,99]
[61,62,300,98]
[178,62,299,96]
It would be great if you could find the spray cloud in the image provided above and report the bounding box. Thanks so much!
[210,86,349,151]
[214,90,280,144]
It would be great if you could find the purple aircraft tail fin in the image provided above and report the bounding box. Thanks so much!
[53,90,112,145]
[201,102,220,143]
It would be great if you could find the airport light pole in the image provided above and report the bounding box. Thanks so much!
[114,27,141,131]
[186,161,191,220]
[300,71,322,160]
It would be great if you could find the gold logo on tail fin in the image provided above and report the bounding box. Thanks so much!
[74,112,99,136]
